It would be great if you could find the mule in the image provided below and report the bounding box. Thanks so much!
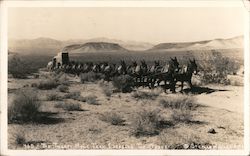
[134,60,148,87]
[92,63,101,73]
[126,61,137,77]
[117,60,127,75]
[76,63,83,75]
[149,60,162,73]
[83,62,93,73]
[47,61,54,71]
[174,59,198,92]
[110,63,118,77]
[149,57,180,92]
[148,60,162,88]
[100,62,108,74]
[103,63,113,81]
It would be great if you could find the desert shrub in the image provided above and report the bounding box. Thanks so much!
[57,85,69,93]
[159,95,198,110]
[199,51,241,84]
[8,55,37,78]
[31,83,38,88]
[112,75,134,93]
[227,75,244,86]
[56,73,70,86]
[47,93,62,101]
[74,95,98,104]
[131,109,164,137]
[159,95,197,123]
[99,81,113,97]
[80,72,105,83]
[82,95,100,105]
[99,112,125,125]
[102,88,112,97]
[37,79,59,90]
[64,91,81,99]
[64,92,99,105]
[55,101,82,111]
[171,109,193,123]
[8,89,41,123]
[15,132,26,146]
[132,90,159,100]
[39,72,57,79]
[88,125,102,134]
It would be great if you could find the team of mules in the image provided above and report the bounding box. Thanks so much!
[47,57,198,93]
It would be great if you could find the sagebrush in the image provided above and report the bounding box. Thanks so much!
[99,81,113,97]
[171,109,193,123]
[64,91,81,99]
[81,95,99,105]
[47,93,62,101]
[80,72,105,83]
[8,89,41,123]
[15,132,26,146]
[37,79,59,90]
[8,55,38,78]
[57,85,69,93]
[99,112,125,125]
[132,90,160,100]
[64,92,99,105]
[131,109,163,136]
[55,101,82,111]
[199,51,241,84]
[112,75,134,93]
[159,95,198,110]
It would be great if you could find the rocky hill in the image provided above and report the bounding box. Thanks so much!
[149,36,243,52]
[63,42,128,53]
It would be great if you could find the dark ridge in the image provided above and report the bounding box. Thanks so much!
[63,42,129,53]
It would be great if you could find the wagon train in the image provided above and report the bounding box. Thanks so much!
[47,51,198,92]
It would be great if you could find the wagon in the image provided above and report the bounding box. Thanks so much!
[53,52,70,68]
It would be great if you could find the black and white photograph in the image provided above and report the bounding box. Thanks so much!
[1,0,249,155]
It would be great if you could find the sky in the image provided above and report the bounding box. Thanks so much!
[8,7,244,43]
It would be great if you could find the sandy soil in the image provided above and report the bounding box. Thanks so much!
[7,73,244,150]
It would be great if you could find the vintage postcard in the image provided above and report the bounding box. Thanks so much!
[0,0,249,155]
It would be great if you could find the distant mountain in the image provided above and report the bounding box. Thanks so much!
[149,36,243,52]
[64,37,154,51]
[63,42,128,53]
[9,37,63,49]
[8,37,64,55]
[8,36,243,56]
[8,37,153,55]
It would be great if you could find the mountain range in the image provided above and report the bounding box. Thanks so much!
[149,36,243,52]
[8,36,243,55]
[63,42,128,53]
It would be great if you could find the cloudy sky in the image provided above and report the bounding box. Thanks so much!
[8,7,244,43]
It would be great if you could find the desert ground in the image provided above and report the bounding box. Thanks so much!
[8,70,244,150]
[7,35,244,150]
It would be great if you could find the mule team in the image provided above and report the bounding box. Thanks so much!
[48,57,198,93]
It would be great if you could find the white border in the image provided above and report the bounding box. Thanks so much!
[0,1,8,156]
[0,0,249,156]
[243,2,250,155]
[2,0,244,7]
